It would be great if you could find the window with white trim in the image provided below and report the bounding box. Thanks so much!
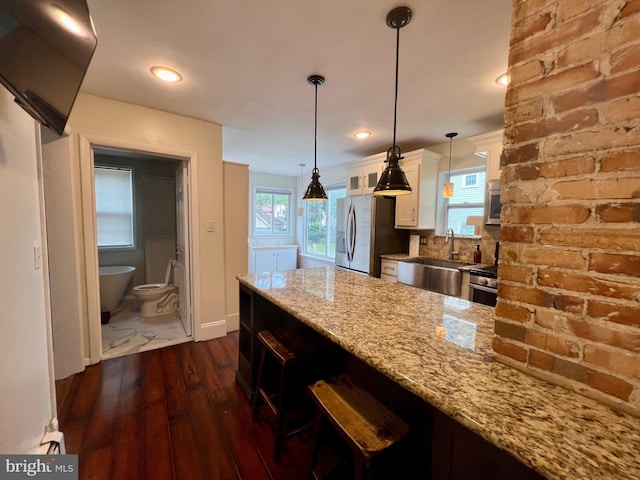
[444,167,486,235]
[461,173,479,188]
[95,166,135,248]
[254,187,292,235]
[304,186,346,259]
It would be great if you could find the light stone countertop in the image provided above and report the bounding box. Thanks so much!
[237,266,640,480]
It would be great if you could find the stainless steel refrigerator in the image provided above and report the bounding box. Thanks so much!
[335,195,409,277]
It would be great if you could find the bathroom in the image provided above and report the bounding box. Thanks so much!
[95,149,190,359]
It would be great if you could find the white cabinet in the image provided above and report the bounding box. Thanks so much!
[380,259,398,283]
[346,160,383,196]
[394,149,441,229]
[251,246,297,273]
[470,130,504,181]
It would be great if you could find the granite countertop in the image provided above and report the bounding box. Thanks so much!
[236,266,640,480]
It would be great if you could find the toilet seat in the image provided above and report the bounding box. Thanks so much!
[133,260,174,293]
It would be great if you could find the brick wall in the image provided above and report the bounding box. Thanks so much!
[495,0,640,415]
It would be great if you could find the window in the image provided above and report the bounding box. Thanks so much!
[444,167,486,235]
[462,173,479,188]
[305,186,346,258]
[95,166,135,248]
[254,187,292,235]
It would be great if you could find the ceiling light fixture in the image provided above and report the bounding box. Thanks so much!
[443,132,457,198]
[495,72,509,86]
[150,66,183,83]
[374,7,413,196]
[354,130,371,139]
[303,75,328,201]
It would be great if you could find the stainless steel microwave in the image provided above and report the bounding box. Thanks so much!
[484,179,501,225]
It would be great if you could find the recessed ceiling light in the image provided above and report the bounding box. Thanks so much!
[354,131,371,139]
[150,66,183,83]
[495,73,509,86]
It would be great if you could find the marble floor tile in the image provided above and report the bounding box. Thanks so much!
[101,297,191,360]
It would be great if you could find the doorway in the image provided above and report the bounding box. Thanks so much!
[93,147,193,360]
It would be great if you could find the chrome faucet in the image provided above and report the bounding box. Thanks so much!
[445,228,458,260]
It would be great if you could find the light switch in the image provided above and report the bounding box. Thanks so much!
[207,220,216,232]
[33,242,42,270]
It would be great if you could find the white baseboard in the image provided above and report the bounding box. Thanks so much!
[226,313,239,332]
[196,319,227,341]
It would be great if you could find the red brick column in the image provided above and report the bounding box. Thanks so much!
[494,0,640,415]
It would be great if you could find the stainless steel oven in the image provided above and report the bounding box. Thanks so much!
[484,179,501,225]
[468,265,498,306]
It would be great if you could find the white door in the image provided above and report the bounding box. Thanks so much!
[175,163,192,336]
[42,136,86,379]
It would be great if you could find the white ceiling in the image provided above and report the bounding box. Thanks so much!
[81,0,512,176]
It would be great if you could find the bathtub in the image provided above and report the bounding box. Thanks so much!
[98,266,136,313]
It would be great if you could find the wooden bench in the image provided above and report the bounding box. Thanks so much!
[251,328,317,462]
[307,375,410,479]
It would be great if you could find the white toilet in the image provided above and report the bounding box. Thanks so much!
[133,259,179,318]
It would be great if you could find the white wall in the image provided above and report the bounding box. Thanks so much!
[223,161,249,331]
[0,87,56,452]
[67,94,227,347]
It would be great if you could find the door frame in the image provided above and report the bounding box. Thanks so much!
[78,134,200,364]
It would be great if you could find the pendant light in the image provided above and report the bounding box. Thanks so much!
[303,74,328,201]
[443,132,457,198]
[373,6,413,196]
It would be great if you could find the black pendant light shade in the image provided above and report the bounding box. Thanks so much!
[374,6,413,196]
[375,146,412,195]
[303,74,328,201]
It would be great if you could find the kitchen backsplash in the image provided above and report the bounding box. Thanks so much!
[413,226,500,265]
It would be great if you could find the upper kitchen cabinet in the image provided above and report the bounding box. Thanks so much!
[395,149,441,229]
[469,130,504,181]
[345,152,385,196]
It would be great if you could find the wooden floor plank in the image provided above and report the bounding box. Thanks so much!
[187,386,239,480]
[120,351,142,392]
[177,341,201,390]
[161,347,191,421]
[215,405,272,480]
[169,415,207,480]
[143,400,173,480]
[111,385,142,480]
[207,337,233,369]
[192,341,230,405]
[66,363,103,422]
[83,357,125,451]
[221,332,239,370]
[142,349,165,405]
[79,446,112,480]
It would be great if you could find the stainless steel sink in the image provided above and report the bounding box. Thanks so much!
[402,257,473,269]
[397,258,470,296]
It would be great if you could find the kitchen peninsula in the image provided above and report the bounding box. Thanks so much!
[236,266,640,480]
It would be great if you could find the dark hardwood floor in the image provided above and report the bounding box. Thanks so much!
[55,332,313,480]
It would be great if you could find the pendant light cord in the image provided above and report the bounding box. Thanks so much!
[448,136,452,179]
[392,26,400,149]
[314,80,318,171]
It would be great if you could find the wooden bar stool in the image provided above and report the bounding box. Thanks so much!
[251,328,316,462]
[307,375,409,480]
